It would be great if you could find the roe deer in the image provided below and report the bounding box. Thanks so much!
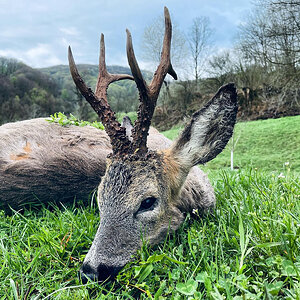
[0,7,237,282]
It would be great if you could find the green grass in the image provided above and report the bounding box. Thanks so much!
[0,170,299,299]
[0,115,299,299]
[163,115,300,174]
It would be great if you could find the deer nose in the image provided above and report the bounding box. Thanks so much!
[79,263,97,284]
[79,263,122,283]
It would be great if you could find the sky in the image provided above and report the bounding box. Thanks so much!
[0,0,253,70]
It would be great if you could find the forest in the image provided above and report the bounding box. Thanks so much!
[0,58,147,125]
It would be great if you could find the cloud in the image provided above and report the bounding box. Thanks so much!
[0,44,63,67]
[0,49,19,59]
[59,27,80,36]
[0,0,253,68]
[26,44,63,66]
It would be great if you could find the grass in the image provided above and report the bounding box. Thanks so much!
[163,115,300,174]
[0,115,299,299]
[0,169,299,299]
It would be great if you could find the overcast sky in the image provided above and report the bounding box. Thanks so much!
[0,0,253,69]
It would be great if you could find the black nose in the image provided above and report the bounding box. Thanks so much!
[79,263,123,283]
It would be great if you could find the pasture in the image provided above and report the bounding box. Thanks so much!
[164,115,300,174]
[1,115,299,299]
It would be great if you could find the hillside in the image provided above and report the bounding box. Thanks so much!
[163,115,300,173]
[0,57,152,125]
[40,64,142,83]
[39,64,137,93]
[40,64,152,118]
[0,57,64,125]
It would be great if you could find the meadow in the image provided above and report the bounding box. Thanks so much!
[163,115,300,174]
[0,115,299,299]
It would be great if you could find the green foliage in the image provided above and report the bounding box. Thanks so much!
[47,111,137,130]
[40,64,152,119]
[0,169,299,299]
[0,57,19,76]
[163,115,300,173]
[0,58,150,125]
[0,57,65,125]
[48,112,104,130]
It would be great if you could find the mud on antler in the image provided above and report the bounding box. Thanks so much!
[68,7,177,157]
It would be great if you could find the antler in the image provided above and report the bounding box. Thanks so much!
[68,7,177,157]
[68,34,134,156]
[126,7,177,155]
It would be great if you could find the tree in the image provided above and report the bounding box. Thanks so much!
[237,0,300,90]
[141,14,188,74]
[0,57,19,76]
[0,57,67,124]
[205,50,235,92]
[187,17,214,85]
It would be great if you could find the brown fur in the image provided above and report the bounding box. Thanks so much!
[161,150,180,186]
[10,141,32,161]
[160,149,185,203]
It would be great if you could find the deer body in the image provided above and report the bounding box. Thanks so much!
[0,118,214,211]
[0,7,238,283]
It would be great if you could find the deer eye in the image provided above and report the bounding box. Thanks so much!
[138,197,157,212]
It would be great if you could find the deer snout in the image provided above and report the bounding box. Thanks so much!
[79,263,122,283]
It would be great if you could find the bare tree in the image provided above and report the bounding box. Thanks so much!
[264,0,300,67]
[141,14,188,74]
[237,0,300,89]
[205,50,235,92]
[187,17,214,85]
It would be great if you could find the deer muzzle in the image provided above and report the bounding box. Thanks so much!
[79,216,140,282]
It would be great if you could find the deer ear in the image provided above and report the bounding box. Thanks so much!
[121,116,134,141]
[170,83,238,169]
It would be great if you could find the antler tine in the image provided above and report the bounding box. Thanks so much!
[68,46,93,100]
[126,6,177,155]
[95,33,134,99]
[68,45,132,156]
[150,6,177,94]
[99,33,109,78]
[126,29,149,102]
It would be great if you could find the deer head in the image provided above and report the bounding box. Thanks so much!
[68,7,237,283]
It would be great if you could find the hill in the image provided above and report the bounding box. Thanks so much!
[40,64,152,119]
[40,64,139,82]
[0,57,64,125]
[0,57,152,125]
[163,115,300,173]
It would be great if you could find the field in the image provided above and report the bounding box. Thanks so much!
[163,115,300,174]
[0,116,299,299]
